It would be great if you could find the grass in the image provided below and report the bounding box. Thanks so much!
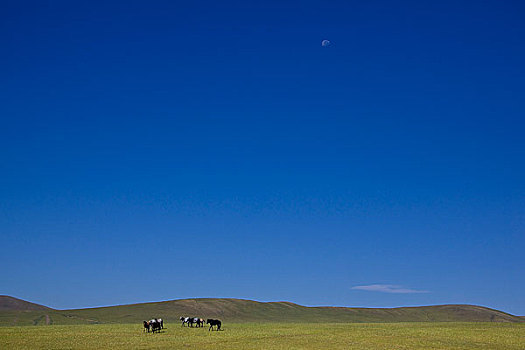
[1,322,524,349]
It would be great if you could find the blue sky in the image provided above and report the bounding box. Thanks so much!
[1,0,524,315]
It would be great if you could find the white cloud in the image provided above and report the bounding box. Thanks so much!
[351,284,429,294]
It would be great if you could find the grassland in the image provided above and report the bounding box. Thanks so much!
[2,296,523,348]
[1,322,524,349]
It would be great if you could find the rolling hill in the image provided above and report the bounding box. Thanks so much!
[0,296,52,312]
[0,295,522,326]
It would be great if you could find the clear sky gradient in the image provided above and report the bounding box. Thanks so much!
[1,0,524,315]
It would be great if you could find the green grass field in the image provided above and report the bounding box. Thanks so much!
[1,322,523,349]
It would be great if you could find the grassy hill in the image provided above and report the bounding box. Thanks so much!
[0,296,52,311]
[0,296,522,326]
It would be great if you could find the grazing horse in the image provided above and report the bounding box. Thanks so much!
[206,319,222,331]
[143,321,150,333]
[191,317,202,327]
[157,318,164,329]
[149,319,161,333]
[180,316,190,326]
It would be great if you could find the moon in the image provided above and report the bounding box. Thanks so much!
[321,40,331,47]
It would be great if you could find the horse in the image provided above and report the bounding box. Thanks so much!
[180,316,190,326]
[149,319,161,333]
[143,320,150,333]
[157,318,164,329]
[191,317,202,327]
[206,319,222,331]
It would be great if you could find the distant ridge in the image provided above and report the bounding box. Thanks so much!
[0,296,522,326]
[0,296,52,311]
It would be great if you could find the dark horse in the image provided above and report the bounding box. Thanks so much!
[143,321,150,333]
[149,319,161,333]
[206,319,221,331]
[192,317,205,328]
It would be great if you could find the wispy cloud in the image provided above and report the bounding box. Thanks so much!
[351,284,429,294]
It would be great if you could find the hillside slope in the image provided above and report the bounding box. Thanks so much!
[0,296,52,311]
[0,296,522,326]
